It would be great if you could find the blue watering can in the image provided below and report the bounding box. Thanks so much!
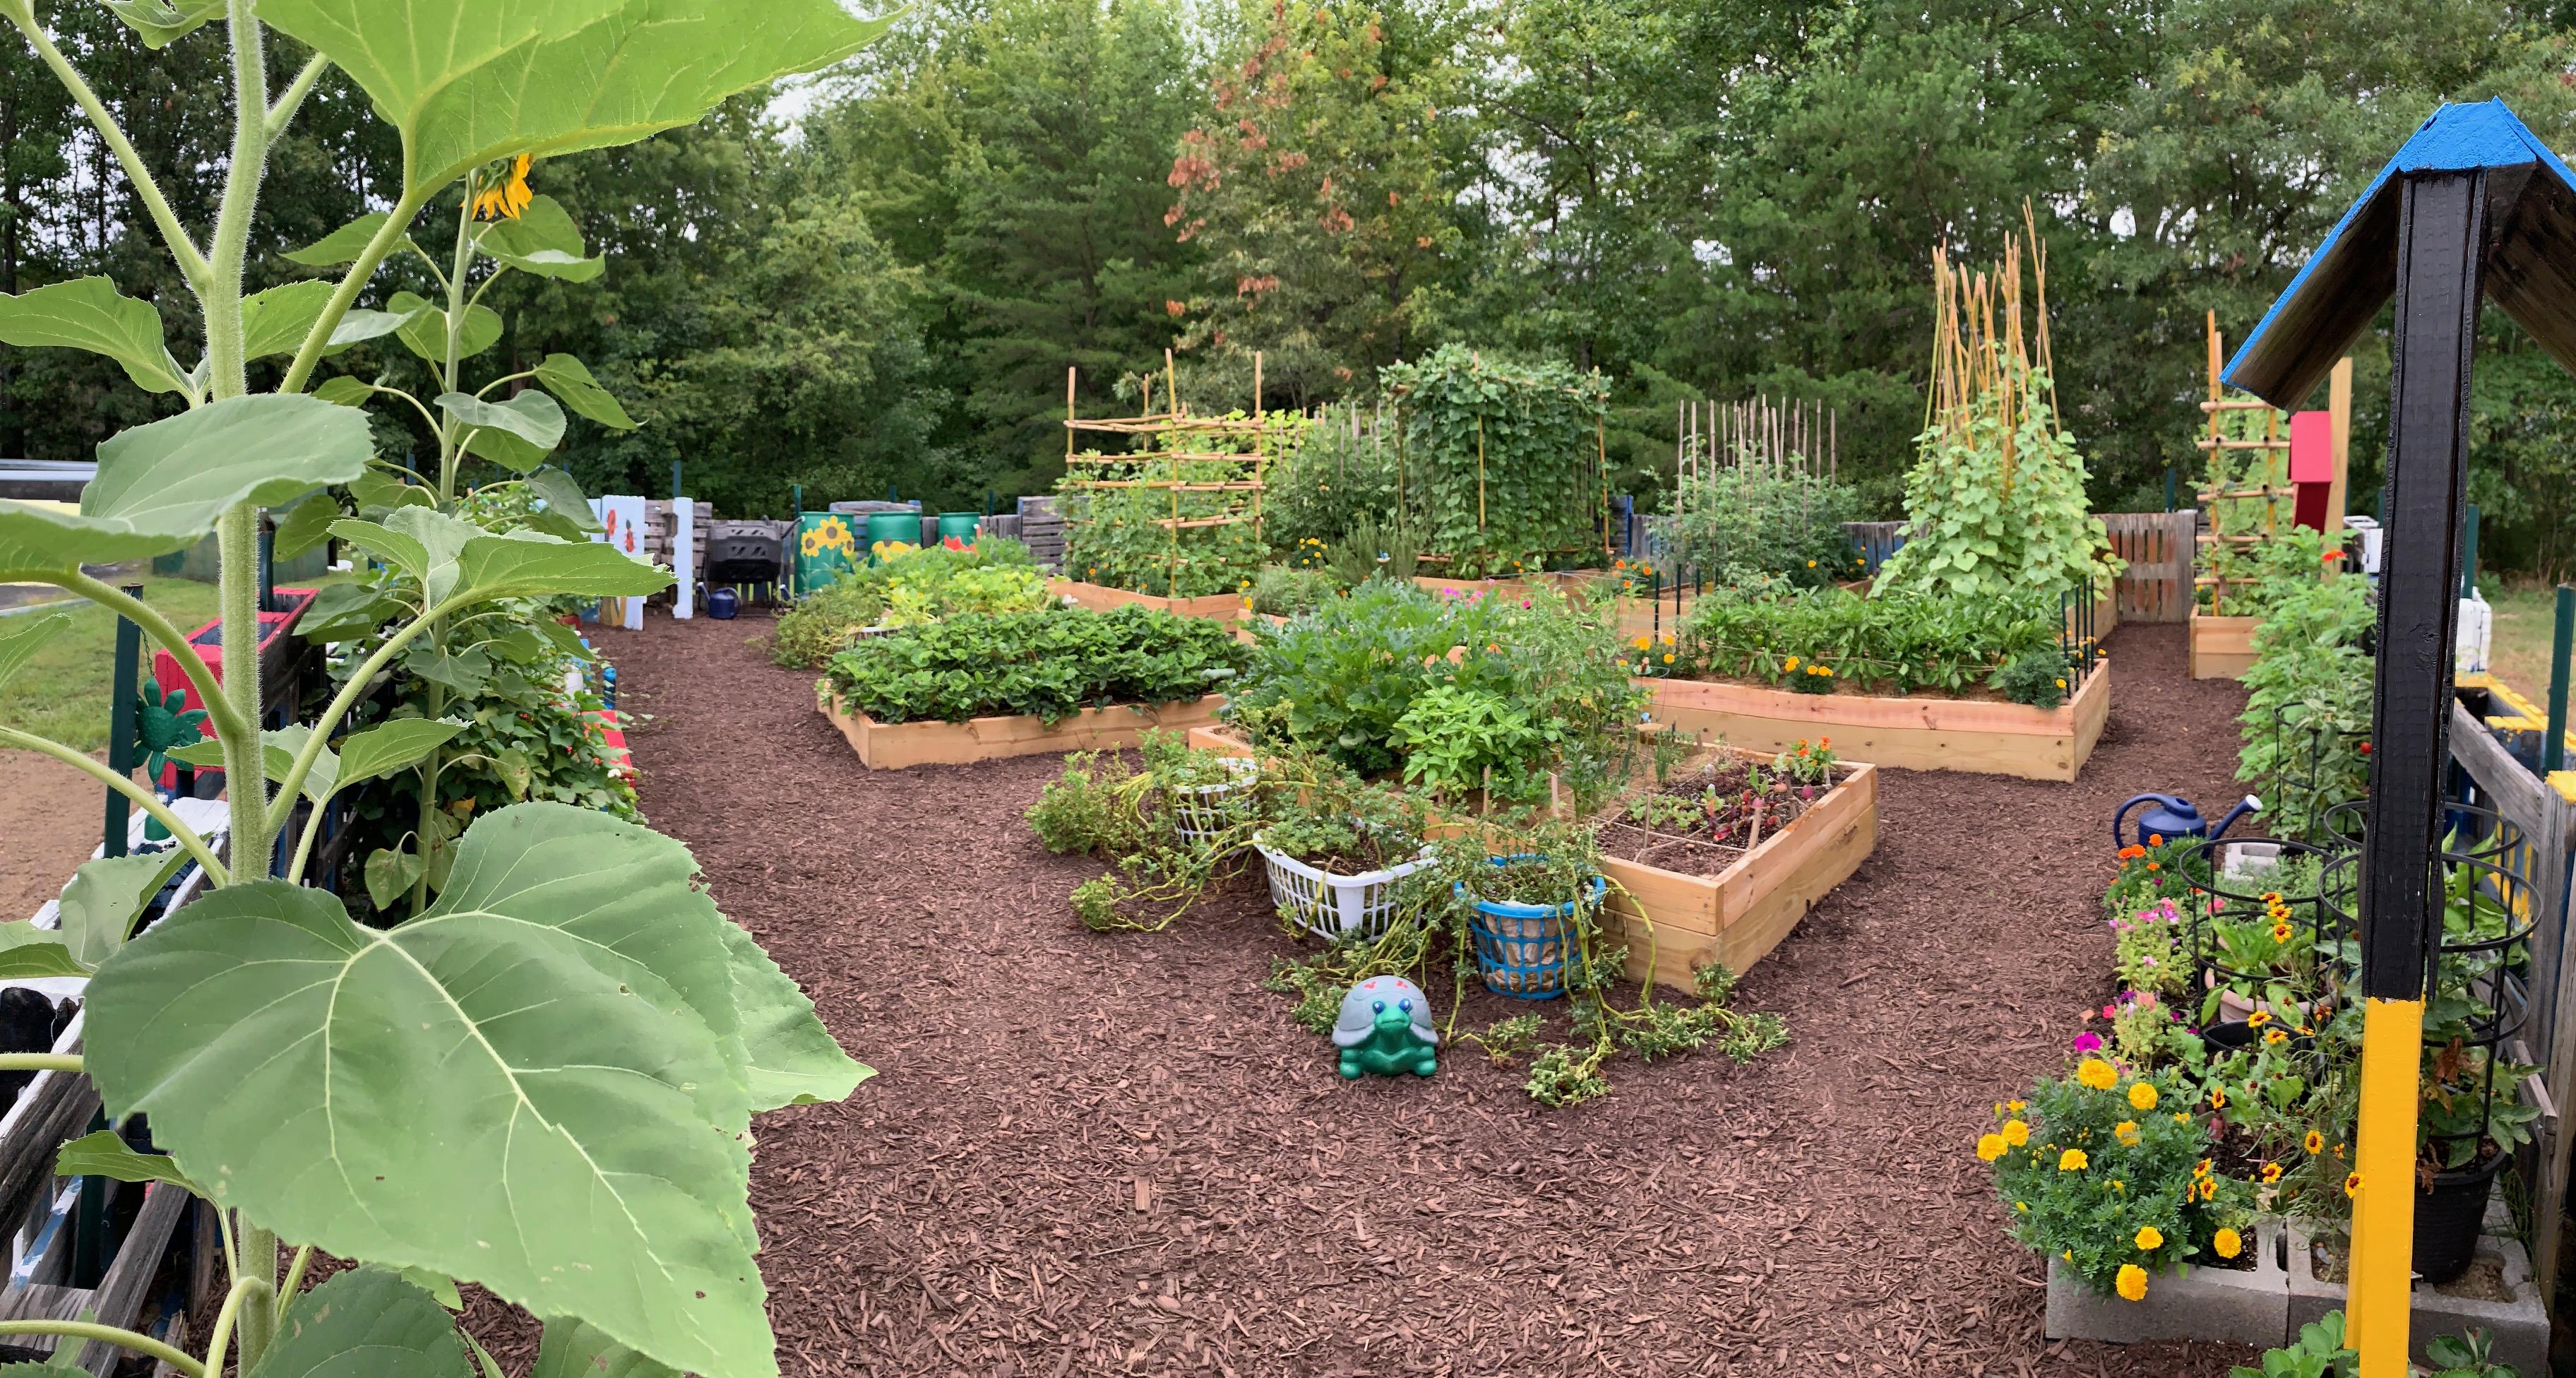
[707,586,739,620]
[2113,792,2262,850]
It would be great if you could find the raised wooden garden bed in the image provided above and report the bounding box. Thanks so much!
[2190,612,2259,680]
[823,691,1227,770]
[1595,748,1878,992]
[1638,659,2112,782]
[1047,579,1244,624]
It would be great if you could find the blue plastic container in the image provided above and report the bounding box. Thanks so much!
[707,586,739,620]
[1456,857,1606,1000]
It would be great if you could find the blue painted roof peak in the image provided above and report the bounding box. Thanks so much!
[2392,98,2576,182]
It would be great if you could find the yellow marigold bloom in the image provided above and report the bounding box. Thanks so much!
[2194,1158,2212,1179]
[2246,1010,2271,1028]
[1663,653,1674,664]
[2199,1177,2219,1201]
[2058,1148,2088,1172]
[1783,656,1800,672]
[2260,1162,2283,1184]
[2001,1119,2030,1147]
[2115,1264,2147,1302]
[2303,1129,2325,1155]
[2075,1059,2118,1091]
[472,153,535,220]
[2210,1086,2228,1110]
[2135,1225,2163,1251]
[1633,636,1650,649]
[2265,1028,2288,1045]
[2128,1081,2158,1111]
[2008,1100,2025,1112]
[2344,1171,2363,1199]
[2114,1119,2140,1146]
[2214,1227,2243,1259]
[1976,1134,2008,1163]
[2270,922,2294,944]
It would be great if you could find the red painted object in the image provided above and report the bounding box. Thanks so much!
[2290,410,2334,531]
[150,588,318,783]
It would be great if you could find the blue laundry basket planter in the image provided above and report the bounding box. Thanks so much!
[1457,858,1606,999]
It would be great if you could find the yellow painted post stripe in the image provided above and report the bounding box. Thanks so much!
[2351,997,2425,1375]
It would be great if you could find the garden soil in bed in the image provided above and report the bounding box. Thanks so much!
[604,612,2257,1377]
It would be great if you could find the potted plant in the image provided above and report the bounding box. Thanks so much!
[1455,850,1607,999]
[1252,776,1435,940]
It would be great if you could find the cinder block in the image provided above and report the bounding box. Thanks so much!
[2046,1218,2289,1348]
[2285,1211,2547,1378]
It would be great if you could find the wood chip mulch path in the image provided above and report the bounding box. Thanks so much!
[609,615,2260,1377]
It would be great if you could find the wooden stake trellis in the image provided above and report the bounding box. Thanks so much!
[1061,350,1270,595]
[2195,311,2295,614]
[1671,394,1842,514]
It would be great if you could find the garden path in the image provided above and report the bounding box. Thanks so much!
[611,616,2255,1377]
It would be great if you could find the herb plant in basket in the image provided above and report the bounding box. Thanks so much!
[1252,766,1433,942]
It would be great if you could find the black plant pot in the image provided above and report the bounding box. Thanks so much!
[2411,1148,2507,1285]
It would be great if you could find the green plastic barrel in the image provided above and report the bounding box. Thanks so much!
[865,511,919,562]
[936,511,980,548]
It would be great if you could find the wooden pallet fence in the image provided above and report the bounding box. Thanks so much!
[2101,511,2195,623]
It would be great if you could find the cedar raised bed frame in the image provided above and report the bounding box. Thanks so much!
[1179,725,1877,989]
[2190,612,2259,680]
[1048,578,1245,625]
[1638,659,2112,783]
[822,691,1227,769]
[1598,748,1878,993]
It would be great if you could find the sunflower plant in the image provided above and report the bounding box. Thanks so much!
[1983,1061,2253,1302]
[0,2,892,1376]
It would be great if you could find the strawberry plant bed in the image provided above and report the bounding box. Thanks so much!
[1638,658,2111,782]
[1591,747,1877,992]
[1048,579,1245,624]
[2188,612,2258,680]
[823,690,1227,770]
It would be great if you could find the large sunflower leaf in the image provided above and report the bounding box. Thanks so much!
[533,1318,679,1378]
[0,278,187,396]
[0,921,88,980]
[452,528,671,603]
[100,0,226,47]
[253,0,895,198]
[717,920,868,1111]
[534,355,636,431]
[250,1267,470,1378]
[85,862,777,1378]
[439,390,565,473]
[0,612,68,691]
[0,395,373,580]
[243,280,342,360]
[285,211,423,268]
[479,198,603,282]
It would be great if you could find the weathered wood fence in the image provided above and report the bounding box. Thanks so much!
[2099,512,2195,624]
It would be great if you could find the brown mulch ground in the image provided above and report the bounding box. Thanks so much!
[607,615,2260,1377]
[0,749,109,922]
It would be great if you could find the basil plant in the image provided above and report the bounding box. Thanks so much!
[0,2,893,1375]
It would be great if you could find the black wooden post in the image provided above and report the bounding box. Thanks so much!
[2347,168,2488,1356]
[102,582,143,859]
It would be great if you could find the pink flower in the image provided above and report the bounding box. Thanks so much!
[2071,1031,2106,1053]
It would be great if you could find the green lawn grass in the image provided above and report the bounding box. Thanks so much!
[1,578,229,753]
[2485,581,2572,711]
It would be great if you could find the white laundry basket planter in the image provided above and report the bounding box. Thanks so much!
[1168,759,1258,847]
[1254,833,1436,940]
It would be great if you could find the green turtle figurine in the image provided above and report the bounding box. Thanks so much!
[1332,976,1438,1079]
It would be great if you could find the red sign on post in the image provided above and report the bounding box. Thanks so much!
[2290,410,2332,530]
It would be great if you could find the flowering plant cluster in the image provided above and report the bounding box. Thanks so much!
[1983,1061,2251,1302]
[2112,898,2189,999]
[2101,832,2205,925]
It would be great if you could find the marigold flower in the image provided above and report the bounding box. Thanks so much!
[2260,1162,2283,1184]
[2115,1118,2140,1141]
[2075,1059,2118,1091]
[2117,845,2145,861]
[2304,1130,2325,1155]
[2002,1119,2029,1146]
[2210,1086,2227,1110]
[2270,922,2294,944]
[2214,1228,2242,1259]
[2145,862,2159,872]
[2128,1081,2158,1111]
[1663,653,1674,663]
[2344,1171,2363,1199]
[2265,1028,2287,1045]
[2134,1225,2163,1251]
[2149,833,2164,846]
[1976,1134,2008,1162]
[2200,1176,2219,1201]
[2058,1148,2088,1172]
[2115,1264,2147,1302]
[1783,656,1799,672]
[2194,1158,2212,1179]
[2246,1011,2271,1028]
[1634,636,1650,649]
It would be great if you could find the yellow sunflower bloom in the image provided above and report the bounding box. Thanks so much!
[472,154,535,220]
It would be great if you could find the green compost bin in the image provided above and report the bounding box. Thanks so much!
[936,512,980,549]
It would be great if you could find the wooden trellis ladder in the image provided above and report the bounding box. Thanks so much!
[1061,350,1270,594]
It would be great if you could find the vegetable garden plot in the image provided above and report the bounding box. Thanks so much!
[618,610,2272,1377]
